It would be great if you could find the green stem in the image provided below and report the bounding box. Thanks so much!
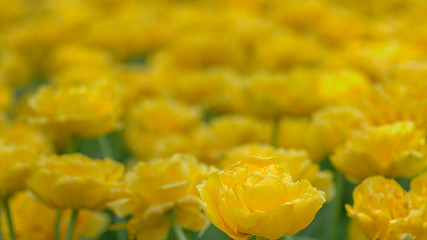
[256,237,268,240]
[98,136,128,240]
[3,197,16,240]
[168,211,188,240]
[271,117,280,147]
[65,210,79,240]
[54,211,62,240]
[330,172,344,240]
[113,215,129,240]
[98,135,114,158]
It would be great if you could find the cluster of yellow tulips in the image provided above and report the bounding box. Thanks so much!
[1,0,427,239]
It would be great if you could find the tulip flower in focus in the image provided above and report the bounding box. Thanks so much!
[222,143,335,200]
[197,156,326,240]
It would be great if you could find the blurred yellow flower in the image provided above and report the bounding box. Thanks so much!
[0,145,43,198]
[222,143,335,200]
[344,40,421,80]
[0,122,52,198]
[1,191,109,240]
[197,156,326,240]
[410,172,427,210]
[25,81,122,138]
[348,219,370,240]
[254,29,325,70]
[278,117,310,151]
[28,153,124,210]
[0,50,32,87]
[189,115,270,165]
[278,106,367,162]
[363,80,427,130]
[124,97,201,160]
[47,43,113,74]
[316,69,372,106]
[109,154,217,240]
[331,121,426,182]
[0,123,53,155]
[409,172,427,239]
[245,70,321,117]
[306,106,368,161]
[345,176,419,240]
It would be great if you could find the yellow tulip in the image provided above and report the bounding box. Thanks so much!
[245,70,320,117]
[410,172,427,210]
[278,106,368,162]
[28,153,124,210]
[124,97,201,160]
[189,115,271,165]
[222,143,335,200]
[346,175,427,239]
[409,172,427,239]
[316,69,372,107]
[278,117,310,151]
[108,154,217,240]
[0,50,32,87]
[306,106,368,161]
[348,220,369,240]
[197,156,326,240]
[0,145,43,198]
[0,123,53,155]
[331,121,426,182]
[363,80,427,131]
[47,43,113,74]
[25,81,122,138]
[1,191,109,240]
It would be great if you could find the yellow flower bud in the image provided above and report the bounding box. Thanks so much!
[223,143,335,200]
[197,156,326,239]
[331,121,426,182]
[28,153,124,210]
[108,154,216,240]
[1,191,109,240]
